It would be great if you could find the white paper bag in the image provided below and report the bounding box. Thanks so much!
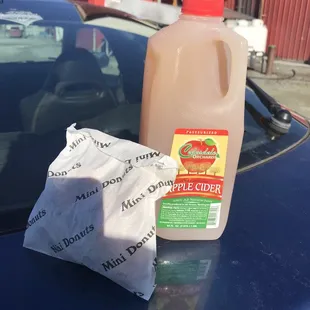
[23,124,178,300]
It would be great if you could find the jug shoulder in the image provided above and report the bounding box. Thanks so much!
[224,28,248,45]
[149,21,247,51]
[148,20,182,43]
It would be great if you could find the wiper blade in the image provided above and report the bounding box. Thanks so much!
[246,77,292,135]
[246,77,280,114]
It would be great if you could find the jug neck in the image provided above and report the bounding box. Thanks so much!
[180,14,223,23]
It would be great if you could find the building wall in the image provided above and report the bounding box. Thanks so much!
[225,0,236,10]
[263,0,310,61]
[225,0,310,61]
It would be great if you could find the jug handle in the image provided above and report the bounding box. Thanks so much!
[218,34,248,103]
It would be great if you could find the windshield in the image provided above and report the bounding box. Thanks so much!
[0,3,308,234]
[240,89,309,170]
[0,24,62,62]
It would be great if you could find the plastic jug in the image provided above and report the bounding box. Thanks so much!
[140,0,248,240]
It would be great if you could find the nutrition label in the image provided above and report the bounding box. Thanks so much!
[158,197,221,229]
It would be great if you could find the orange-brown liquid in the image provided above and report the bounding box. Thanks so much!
[140,15,248,240]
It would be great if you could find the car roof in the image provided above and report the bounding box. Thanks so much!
[75,1,159,29]
[0,0,123,22]
[0,0,158,30]
[0,0,80,23]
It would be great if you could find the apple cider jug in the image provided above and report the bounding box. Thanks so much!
[140,0,248,240]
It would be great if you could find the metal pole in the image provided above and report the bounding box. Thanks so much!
[238,0,244,12]
[259,0,265,19]
[266,45,276,75]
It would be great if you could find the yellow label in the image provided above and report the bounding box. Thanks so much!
[158,129,229,229]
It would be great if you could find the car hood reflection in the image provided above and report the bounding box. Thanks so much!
[149,239,221,310]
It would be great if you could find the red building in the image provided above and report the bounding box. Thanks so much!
[225,0,310,62]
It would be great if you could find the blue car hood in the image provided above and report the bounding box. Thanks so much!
[1,136,310,310]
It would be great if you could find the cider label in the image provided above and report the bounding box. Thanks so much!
[158,129,228,229]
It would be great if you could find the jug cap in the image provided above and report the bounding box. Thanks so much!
[182,0,224,17]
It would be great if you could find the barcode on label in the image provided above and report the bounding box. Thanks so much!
[196,259,212,280]
[206,203,221,228]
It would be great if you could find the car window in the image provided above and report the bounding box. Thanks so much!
[0,16,151,233]
[0,9,308,233]
[76,27,119,73]
[0,24,63,63]
[76,27,124,102]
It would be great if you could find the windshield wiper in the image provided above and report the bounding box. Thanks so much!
[246,77,292,135]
